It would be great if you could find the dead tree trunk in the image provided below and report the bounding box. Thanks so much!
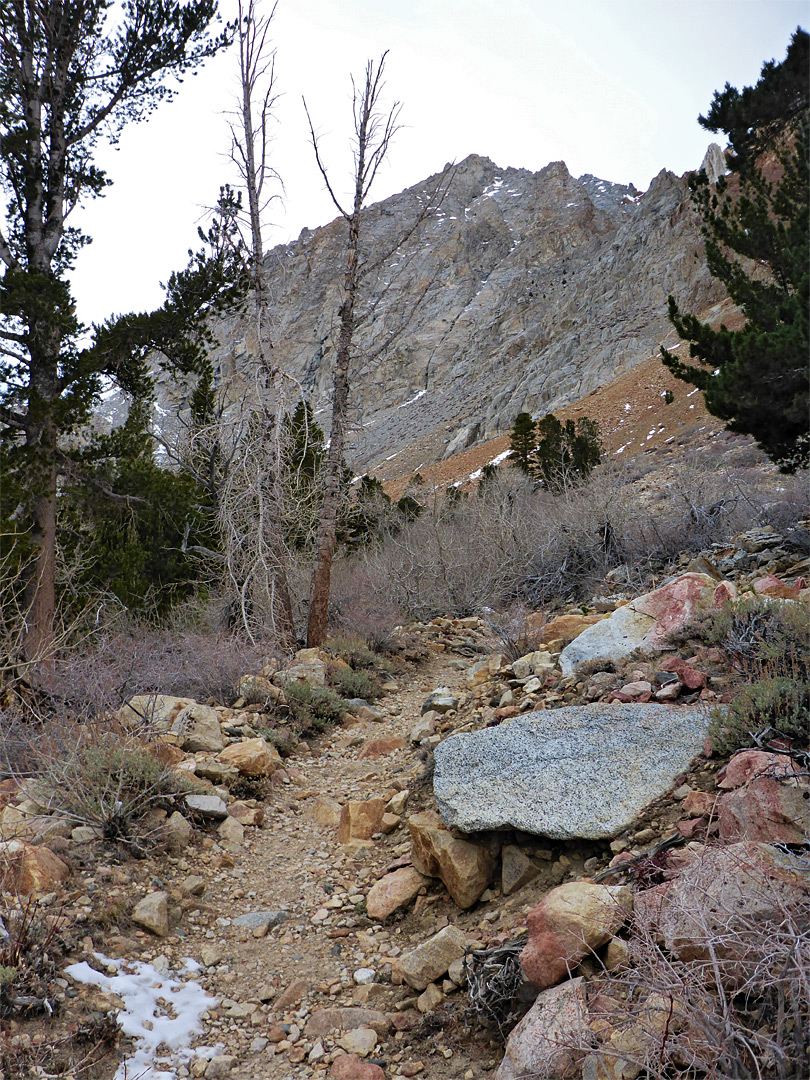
[229,0,295,644]
[304,54,401,647]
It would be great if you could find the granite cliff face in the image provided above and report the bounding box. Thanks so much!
[179,151,723,472]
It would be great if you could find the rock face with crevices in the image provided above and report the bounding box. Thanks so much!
[433,703,713,839]
[124,150,724,478]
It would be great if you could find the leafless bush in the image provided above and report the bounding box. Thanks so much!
[363,461,810,620]
[485,605,547,662]
[567,845,810,1080]
[328,555,406,649]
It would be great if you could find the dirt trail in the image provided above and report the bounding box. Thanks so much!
[150,649,499,1080]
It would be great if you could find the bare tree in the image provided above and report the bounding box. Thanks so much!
[303,52,454,647]
[224,0,297,644]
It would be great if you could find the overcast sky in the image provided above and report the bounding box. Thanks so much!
[69,0,808,326]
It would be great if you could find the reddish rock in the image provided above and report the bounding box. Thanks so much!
[520,882,633,990]
[633,573,726,645]
[682,790,716,817]
[539,612,604,644]
[713,581,738,606]
[227,801,265,827]
[752,574,799,599]
[679,666,707,690]
[0,840,70,895]
[328,1053,385,1079]
[675,816,706,838]
[366,867,427,919]
[358,737,405,760]
[617,680,652,700]
[718,776,810,844]
[718,750,798,790]
[495,705,521,720]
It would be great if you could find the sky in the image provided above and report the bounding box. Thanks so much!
[69,0,808,326]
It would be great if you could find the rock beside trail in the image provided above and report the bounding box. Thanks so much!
[409,810,494,908]
[366,867,427,919]
[434,703,713,839]
[495,977,589,1080]
[559,572,724,674]
[399,925,470,990]
[520,882,633,989]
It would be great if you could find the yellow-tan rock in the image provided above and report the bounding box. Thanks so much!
[218,738,282,777]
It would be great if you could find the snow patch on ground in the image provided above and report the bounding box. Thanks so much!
[397,389,427,409]
[66,953,221,1080]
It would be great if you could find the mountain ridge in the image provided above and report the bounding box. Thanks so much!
[152,148,726,474]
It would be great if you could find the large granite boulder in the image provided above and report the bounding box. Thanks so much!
[433,703,712,839]
[559,573,725,674]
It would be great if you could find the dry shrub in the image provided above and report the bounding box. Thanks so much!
[328,555,407,650]
[362,462,810,619]
[564,845,810,1080]
[484,605,548,663]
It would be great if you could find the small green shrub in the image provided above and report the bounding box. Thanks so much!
[330,665,382,702]
[259,726,298,756]
[327,634,379,670]
[284,681,346,732]
[709,676,810,756]
[52,738,195,849]
[686,596,810,679]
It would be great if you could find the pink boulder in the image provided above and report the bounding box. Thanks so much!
[328,1054,385,1080]
[520,882,633,990]
[718,750,798,790]
[718,775,810,844]
[633,573,727,646]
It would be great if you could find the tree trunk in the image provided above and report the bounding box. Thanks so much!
[306,219,359,648]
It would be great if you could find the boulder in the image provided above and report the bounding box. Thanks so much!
[118,694,195,729]
[305,1007,389,1038]
[228,801,265,827]
[233,674,282,706]
[0,840,70,895]
[560,573,723,674]
[131,890,169,936]
[718,774,810,844]
[218,738,282,777]
[718,749,798,790]
[337,799,387,843]
[358,736,405,759]
[399,924,470,990]
[657,842,809,981]
[512,651,555,681]
[163,811,193,849]
[433,704,711,839]
[328,1054,385,1080]
[421,687,459,714]
[409,810,493,908]
[495,977,588,1080]
[501,845,541,896]
[277,649,328,687]
[185,794,229,819]
[520,882,633,989]
[171,704,224,753]
[540,613,604,645]
[366,867,427,919]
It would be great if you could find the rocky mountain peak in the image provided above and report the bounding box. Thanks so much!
[154,149,724,476]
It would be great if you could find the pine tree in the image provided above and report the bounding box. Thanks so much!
[508,412,537,473]
[0,0,234,659]
[532,414,602,492]
[661,29,809,470]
